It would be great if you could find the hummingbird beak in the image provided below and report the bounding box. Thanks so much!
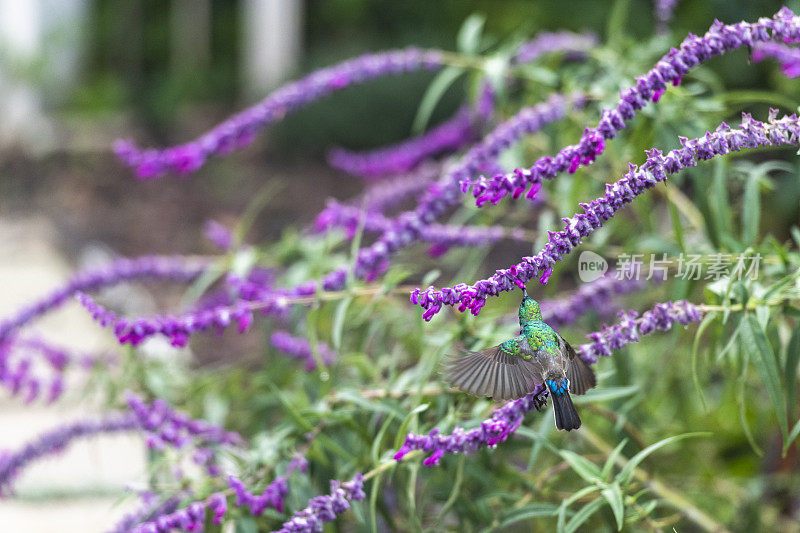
[521,286,528,297]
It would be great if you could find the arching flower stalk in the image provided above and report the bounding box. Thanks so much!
[115,48,446,179]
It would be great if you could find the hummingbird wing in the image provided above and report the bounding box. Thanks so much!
[557,334,596,395]
[443,335,543,400]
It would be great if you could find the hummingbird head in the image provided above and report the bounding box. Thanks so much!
[519,296,543,322]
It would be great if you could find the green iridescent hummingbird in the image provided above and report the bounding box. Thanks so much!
[443,289,596,430]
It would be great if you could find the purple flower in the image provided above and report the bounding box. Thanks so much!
[115,48,446,179]
[327,107,476,179]
[230,474,289,514]
[274,474,366,533]
[655,0,678,33]
[77,292,255,348]
[413,112,800,319]
[513,31,598,64]
[126,392,242,451]
[203,220,235,251]
[462,8,800,207]
[0,336,112,404]
[315,199,530,250]
[0,256,208,343]
[356,162,443,213]
[106,494,183,533]
[130,492,229,532]
[271,331,337,371]
[395,300,703,465]
[751,41,800,78]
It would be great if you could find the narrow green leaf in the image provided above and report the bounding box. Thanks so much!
[784,419,800,456]
[371,412,397,465]
[601,439,629,481]
[331,296,353,351]
[557,486,601,533]
[715,319,741,363]
[456,13,485,55]
[572,385,639,404]
[493,503,560,531]
[737,352,763,456]
[412,66,464,133]
[601,482,625,531]
[393,403,430,450]
[369,471,383,533]
[559,450,602,483]
[565,498,605,533]
[617,432,710,487]
[785,328,800,421]
[740,315,789,441]
[433,455,465,527]
[691,312,717,409]
[606,0,632,50]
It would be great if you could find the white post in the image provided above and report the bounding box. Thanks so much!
[241,0,303,96]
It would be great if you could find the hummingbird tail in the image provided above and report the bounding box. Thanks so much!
[546,379,581,431]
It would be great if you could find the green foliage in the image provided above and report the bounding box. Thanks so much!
[94,6,800,532]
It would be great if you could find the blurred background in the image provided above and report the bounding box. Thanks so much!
[0,1,797,531]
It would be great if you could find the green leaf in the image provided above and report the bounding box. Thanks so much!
[421,269,442,288]
[785,328,800,422]
[393,403,430,450]
[739,314,789,442]
[617,432,710,487]
[785,419,800,456]
[691,312,717,409]
[456,13,486,55]
[559,450,602,483]
[601,481,625,531]
[557,486,601,533]
[565,498,605,533]
[331,296,352,351]
[572,385,639,403]
[602,439,629,481]
[412,66,464,133]
[493,503,559,531]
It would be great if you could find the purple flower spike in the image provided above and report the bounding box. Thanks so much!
[751,41,800,78]
[116,48,446,179]
[327,107,476,179]
[413,112,800,319]
[0,256,208,343]
[0,415,139,494]
[270,331,338,371]
[514,31,598,64]
[396,300,703,465]
[131,493,228,533]
[275,474,366,533]
[539,273,646,329]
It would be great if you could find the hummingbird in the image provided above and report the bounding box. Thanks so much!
[443,290,596,430]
